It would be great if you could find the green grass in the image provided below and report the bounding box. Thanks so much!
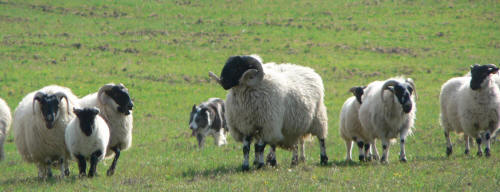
[1,0,500,191]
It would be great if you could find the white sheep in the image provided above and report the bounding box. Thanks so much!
[358,77,416,163]
[13,85,79,178]
[65,107,110,177]
[0,98,12,161]
[440,64,500,157]
[78,83,133,176]
[209,55,328,170]
[339,86,378,162]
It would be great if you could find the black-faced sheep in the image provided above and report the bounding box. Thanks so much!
[78,83,134,176]
[209,55,328,170]
[339,86,378,162]
[189,98,228,148]
[65,107,110,177]
[358,77,416,163]
[13,85,79,178]
[440,64,500,157]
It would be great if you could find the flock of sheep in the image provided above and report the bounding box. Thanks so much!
[0,54,498,178]
[0,83,133,178]
[191,55,500,171]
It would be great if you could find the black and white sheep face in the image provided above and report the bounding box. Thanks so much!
[219,56,262,90]
[350,86,365,104]
[34,93,66,129]
[393,84,413,113]
[74,108,100,137]
[105,85,134,115]
[470,64,499,90]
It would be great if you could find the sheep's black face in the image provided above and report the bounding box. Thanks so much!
[352,87,364,104]
[35,94,61,129]
[105,85,134,115]
[74,108,99,136]
[394,84,413,113]
[470,64,499,90]
[220,56,261,90]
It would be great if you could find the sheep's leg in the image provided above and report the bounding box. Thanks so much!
[371,140,380,160]
[254,139,266,169]
[106,147,120,176]
[299,139,306,163]
[344,140,353,162]
[266,145,277,166]
[464,135,470,155]
[485,131,491,157]
[291,144,299,166]
[45,160,53,178]
[319,138,328,165]
[380,139,390,163]
[476,137,483,157]
[59,158,69,177]
[89,150,102,177]
[242,136,252,171]
[364,143,372,161]
[76,154,86,177]
[356,140,365,162]
[399,136,407,162]
[0,133,5,161]
[37,164,47,178]
[444,131,453,156]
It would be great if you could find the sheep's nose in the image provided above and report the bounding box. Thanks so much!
[128,102,134,110]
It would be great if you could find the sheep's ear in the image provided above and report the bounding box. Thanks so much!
[92,107,100,115]
[192,104,197,112]
[73,108,81,115]
[239,69,262,87]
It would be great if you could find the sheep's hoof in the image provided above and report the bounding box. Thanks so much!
[106,169,115,176]
[64,169,70,176]
[79,173,86,178]
[366,155,372,161]
[477,151,483,157]
[372,155,379,161]
[320,155,328,166]
[400,157,407,163]
[446,147,452,156]
[267,158,277,167]
[253,160,259,166]
[299,156,306,163]
[380,155,387,163]
[242,164,250,171]
[464,149,470,155]
[358,155,365,162]
[485,148,491,157]
[256,162,265,169]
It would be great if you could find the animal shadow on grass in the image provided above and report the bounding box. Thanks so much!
[181,165,241,180]
[1,175,80,186]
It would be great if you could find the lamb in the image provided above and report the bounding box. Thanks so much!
[13,85,79,178]
[440,64,500,157]
[0,98,12,161]
[358,77,416,163]
[209,54,328,170]
[78,83,134,176]
[189,98,228,148]
[339,86,378,162]
[65,107,110,177]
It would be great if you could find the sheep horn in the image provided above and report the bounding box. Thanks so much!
[381,80,399,102]
[32,92,45,115]
[208,72,223,86]
[406,78,417,100]
[98,84,115,105]
[252,58,264,84]
[53,92,70,115]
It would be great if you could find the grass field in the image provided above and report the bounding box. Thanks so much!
[1,0,500,191]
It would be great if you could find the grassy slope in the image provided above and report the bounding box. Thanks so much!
[0,0,499,191]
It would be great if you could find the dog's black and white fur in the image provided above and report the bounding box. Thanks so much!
[189,98,228,148]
